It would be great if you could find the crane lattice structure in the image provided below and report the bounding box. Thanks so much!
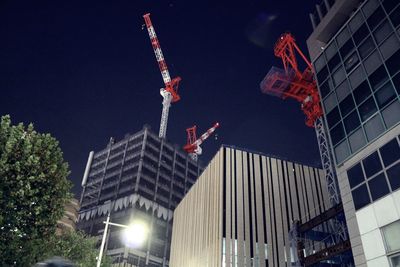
[260,33,347,264]
[183,123,220,162]
[143,13,181,139]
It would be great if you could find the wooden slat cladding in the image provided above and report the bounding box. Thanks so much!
[170,146,328,267]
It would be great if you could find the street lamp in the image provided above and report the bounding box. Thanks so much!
[96,213,149,267]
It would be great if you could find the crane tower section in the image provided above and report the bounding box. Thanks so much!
[260,33,339,206]
[143,13,181,139]
[184,123,220,162]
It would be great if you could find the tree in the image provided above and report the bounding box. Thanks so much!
[41,230,112,267]
[0,115,72,266]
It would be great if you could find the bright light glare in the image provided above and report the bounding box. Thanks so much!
[122,221,149,248]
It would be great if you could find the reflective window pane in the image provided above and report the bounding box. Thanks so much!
[344,52,360,73]
[344,110,361,134]
[353,24,370,44]
[373,20,392,44]
[389,254,400,267]
[317,66,329,83]
[382,220,400,253]
[328,53,341,72]
[353,81,371,105]
[327,107,341,128]
[320,79,333,99]
[367,7,385,30]
[382,0,399,12]
[335,140,350,163]
[368,173,389,201]
[330,123,345,146]
[337,81,351,102]
[393,73,400,95]
[363,151,382,177]
[380,138,400,167]
[349,127,366,152]
[364,114,384,141]
[386,50,400,76]
[358,37,375,59]
[352,184,371,210]
[340,94,356,117]
[369,65,389,91]
[340,39,355,59]
[387,162,400,191]
[375,82,396,108]
[333,67,346,86]
[389,5,400,28]
[359,97,377,122]
[382,100,400,128]
[347,163,365,188]
[324,93,338,113]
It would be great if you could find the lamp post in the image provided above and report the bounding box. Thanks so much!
[96,213,149,267]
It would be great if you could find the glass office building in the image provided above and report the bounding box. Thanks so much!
[307,0,400,266]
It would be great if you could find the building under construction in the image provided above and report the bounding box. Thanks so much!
[77,125,203,266]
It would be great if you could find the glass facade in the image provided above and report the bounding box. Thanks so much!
[313,0,400,164]
[346,136,400,210]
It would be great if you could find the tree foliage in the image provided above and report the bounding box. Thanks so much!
[0,115,72,266]
[41,230,112,267]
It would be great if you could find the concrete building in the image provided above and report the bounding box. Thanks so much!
[56,198,79,235]
[77,125,202,267]
[307,0,400,266]
[170,145,332,267]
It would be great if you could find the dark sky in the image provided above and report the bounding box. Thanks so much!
[0,0,322,196]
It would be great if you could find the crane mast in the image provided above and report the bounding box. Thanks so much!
[184,123,220,161]
[143,13,181,139]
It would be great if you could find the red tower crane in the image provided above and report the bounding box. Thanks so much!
[143,13,181,139]
[183,123,220,161]
[260,33,347,261]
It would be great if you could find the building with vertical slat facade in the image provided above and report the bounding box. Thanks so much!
[170,145,330,267]
[77,125,203,267]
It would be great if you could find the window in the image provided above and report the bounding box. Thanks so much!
[382,100,400,128]
[349,127,366,152]
[340,39,355,59]
[393,73,400,95]
[382,0,399,12]
[380,139,400,167]
[336,81,351,101]
[328,53,341,72]
[387,162,400,190]
[354,81,372,105]
[340,94,356,117]
[330,123,345,145]
[389,5,400,28]
[327,107,341,128]
[347,163,365,188]
[333,67,346,86]
[353,24,370,44]
[369,65,389,91]
[344,52,360,73]
[373,20,392,44]
[365,114,385,141]
[367,7,385,30]
[359,37,375,59]
[317,66,329,83]
[324,93,338,113]
[386,50,400,76]
[375,82,397,108]
[382,220,400,266]
[359,97,377,122]
[363,151,383,177]
[344,110,361,134]
[352,184,370,210]
[335,140,350,163]
[320,79,333,98]
[368,173,390,200]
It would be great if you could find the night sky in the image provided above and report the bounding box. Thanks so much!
[1,0,322,196]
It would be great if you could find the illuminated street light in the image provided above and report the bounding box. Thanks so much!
[96,214,149,267]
